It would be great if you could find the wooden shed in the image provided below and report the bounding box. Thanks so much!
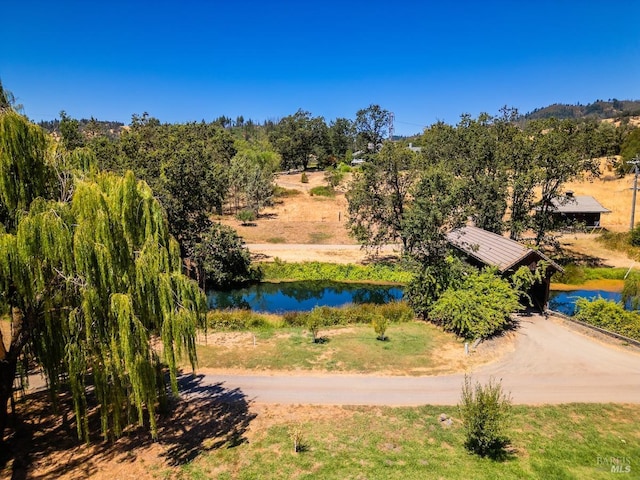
[547,191,610,229]
[446,226,562,311]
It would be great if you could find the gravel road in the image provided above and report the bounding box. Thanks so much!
[191,314,640,405]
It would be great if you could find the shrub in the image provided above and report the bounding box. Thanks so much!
[324,167,345,188]
[273,186,301,198]
[372,314,389,341]
[459,375,512,459]
[551,264,585,284]
[236,209,256,225]
[429,269,521,339]
[309,186,335,197]
[574,298,640,340]
[206,309,279,331]
[306,307,329,343]
[405,257,472,319]
[337,162,352,173]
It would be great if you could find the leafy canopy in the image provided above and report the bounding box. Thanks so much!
[0,110,206,441]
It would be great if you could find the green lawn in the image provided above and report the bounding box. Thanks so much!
[173,403,640,480]
[195,322,467,375]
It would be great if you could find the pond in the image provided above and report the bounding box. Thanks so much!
[207,280,404,313]
[548,289,628,316]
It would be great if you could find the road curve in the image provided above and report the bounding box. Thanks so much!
[188,315,640,406]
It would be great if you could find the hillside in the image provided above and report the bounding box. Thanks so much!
[524,99,640,121]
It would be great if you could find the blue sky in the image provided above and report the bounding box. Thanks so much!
[3,0,639,136]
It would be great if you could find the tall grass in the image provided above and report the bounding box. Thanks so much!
[551,264,629,284]
[207,301,414,331]
[597,231,640,261]
[261,259,413,284]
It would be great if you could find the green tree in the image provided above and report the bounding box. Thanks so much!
[192,223,259,287]
[59,110,85,150]
[528,118,600,245]
[401,164,468,261]
[328,117,355,159]
[270,110,329,171]
[354,104,391,152]
[0,111,206,442]
[118,118,237,256]
[346,142,416,252]
[228,151,275,216]
[620,127,640,165]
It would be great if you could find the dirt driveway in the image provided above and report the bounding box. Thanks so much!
[196,314,640,405]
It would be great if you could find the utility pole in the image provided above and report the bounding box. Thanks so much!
[629,155,640,231]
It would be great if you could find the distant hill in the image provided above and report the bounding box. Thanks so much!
[523,99,640,121]
[39,118,125,139]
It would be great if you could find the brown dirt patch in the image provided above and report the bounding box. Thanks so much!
[219,171,355,245]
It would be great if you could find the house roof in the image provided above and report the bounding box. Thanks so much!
[549,195,610,214]
[446,226,562,273]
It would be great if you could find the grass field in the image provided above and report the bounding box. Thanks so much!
[194,322,481,375]
[170,403,640,480]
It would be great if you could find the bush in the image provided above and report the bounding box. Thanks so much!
[306,307,330,343]
[309,186,335,197]
[336,162,352,173]
[236,209,256,225]
[429,269,521,339]
[459,375,512,459]
[550,264,585,284]
[273,186,301,198]
[574,298,640,340]
[206,309,280,331]
[372,314,389,341]
[279,302,414,329]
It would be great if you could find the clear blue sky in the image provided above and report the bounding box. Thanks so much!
[3,0,639,136]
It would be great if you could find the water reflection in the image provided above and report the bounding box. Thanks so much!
[207,280,404,313]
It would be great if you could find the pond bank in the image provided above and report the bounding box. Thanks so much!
[551,279,624,292]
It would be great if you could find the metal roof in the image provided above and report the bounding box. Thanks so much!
[549,195,610,214]
[447,226,561,273]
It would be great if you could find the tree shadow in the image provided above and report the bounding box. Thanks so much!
[0,372,255,479]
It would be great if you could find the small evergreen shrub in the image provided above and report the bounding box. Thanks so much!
[459,375,512,459]
[372,314,389,341]
[306,307,329,343]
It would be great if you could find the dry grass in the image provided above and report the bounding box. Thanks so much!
[218,171,355,245]
[564,167,634,232]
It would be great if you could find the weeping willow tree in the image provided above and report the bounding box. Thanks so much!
[0,109,206,443]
